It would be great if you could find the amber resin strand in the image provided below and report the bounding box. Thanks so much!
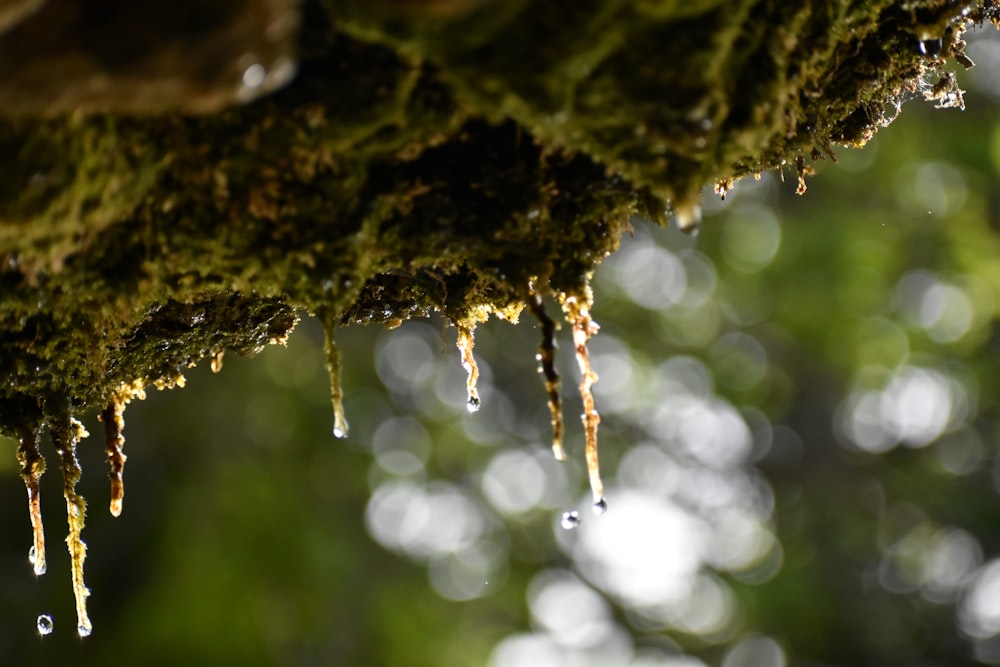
[321,311,349,438]
[527,291,565,461]
[456,324,481,413]
[561,292,606,510]
[16,423,47,576]
[49,403,93,637]
[100,398,127,517]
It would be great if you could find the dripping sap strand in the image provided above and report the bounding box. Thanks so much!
[100,398,127,518]
[456,323,481,413]
[322,314,350,439]
[17,425,46,576]
[561,293,606,508]
[527,291,565,461]
[49,405,93,638]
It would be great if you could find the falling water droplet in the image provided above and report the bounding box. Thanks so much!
[560,511,581,530]
[592,498,608,515]
[456,324,481,412]
[36,614,53,636]
[322,314,349,439]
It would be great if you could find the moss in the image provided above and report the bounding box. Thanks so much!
[0,0,995,432]
[0,0,995,468]
[1,0,997,635]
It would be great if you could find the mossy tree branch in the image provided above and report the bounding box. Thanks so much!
[0,0,995,436]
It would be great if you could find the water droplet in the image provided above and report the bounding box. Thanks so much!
[77,621,92,638]
[210,349,225,374]
[674,198,702,235]
[560,511,581,530]
[242,63,267,89]
[36,614,53,636]
[918,37,942,57]
[333,425,347,439]
[466,397,481,413]
[592,498,608,515]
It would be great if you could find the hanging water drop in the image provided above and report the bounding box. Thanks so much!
[36,614,53,636]
[17,423,46,576]
[918,37,943,57]
[527,290,565,461]
[592,497,608,515]
[672,194,702,235]
[321,313,349,439]
[561,291,606,507]
[560,511,581,530]
[100,398,127,517]
[456,324,481,413]
[210,349,225,374]
[77,622,92,638]
[49,401,93,640]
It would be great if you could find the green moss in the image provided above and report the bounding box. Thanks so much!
[0,0,996,434]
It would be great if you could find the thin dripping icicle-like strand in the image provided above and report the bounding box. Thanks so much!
[562,292,606,510]
[16,424,47,576]
[456,324,481,413]
[322,313,350,439]
[101,398,127,517]
[527,290,565,461]
[49,402,93,638]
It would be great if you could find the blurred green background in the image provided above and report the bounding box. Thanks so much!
[6,25,1000,667]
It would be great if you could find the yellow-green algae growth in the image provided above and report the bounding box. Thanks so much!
[0,0,996,634]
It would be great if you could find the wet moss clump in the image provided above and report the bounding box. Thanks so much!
[0,0,996,635]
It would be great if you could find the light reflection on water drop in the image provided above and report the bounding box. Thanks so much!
[36,614,53,636]
[28,545,45,575]
[592,498,608,515]
[467,397,481,413]
[561,511,581,530]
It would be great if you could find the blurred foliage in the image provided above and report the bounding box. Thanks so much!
[6,21,1000,667]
